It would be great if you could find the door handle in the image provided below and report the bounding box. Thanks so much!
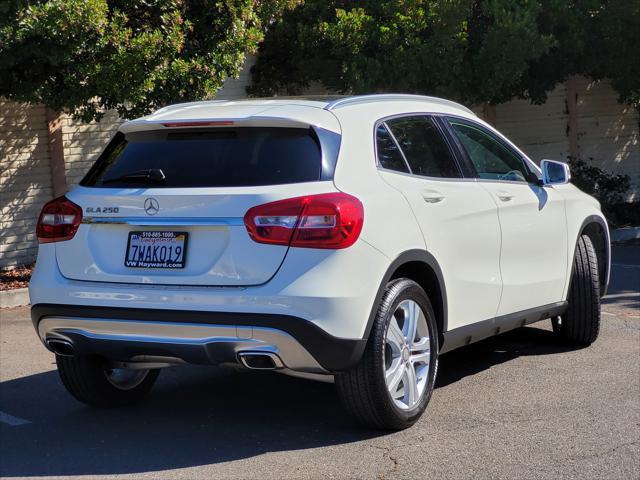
[496,191,514,202]
[421,190,445,203]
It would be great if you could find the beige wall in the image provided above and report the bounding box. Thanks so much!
[0,100,53,268]
[1,66,638,269]
[574,77,639,187]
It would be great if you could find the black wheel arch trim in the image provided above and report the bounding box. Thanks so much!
[361,249,449,345]
[576,214,610,297]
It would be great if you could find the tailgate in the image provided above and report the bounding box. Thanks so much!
[57,184,337,286]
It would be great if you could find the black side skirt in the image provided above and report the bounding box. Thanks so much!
[441,301,568,354]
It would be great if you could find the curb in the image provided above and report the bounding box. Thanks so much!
[0,287,30,308]
[611,227,640,244]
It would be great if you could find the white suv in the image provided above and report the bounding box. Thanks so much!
[30,94,609,429]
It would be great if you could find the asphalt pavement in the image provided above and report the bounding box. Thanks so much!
[1,246,638,479]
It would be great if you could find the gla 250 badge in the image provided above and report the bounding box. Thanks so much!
[85,206,119,214]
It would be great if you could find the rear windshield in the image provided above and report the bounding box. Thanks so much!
[81,127,326,188]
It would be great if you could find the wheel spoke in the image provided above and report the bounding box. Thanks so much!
[386,359,405,392]
[393,382,405,400]
[387,317,405,351]
[402,301,419,344]
[410,351,430,366]
[404,363,418,406]
[410,336,429,353]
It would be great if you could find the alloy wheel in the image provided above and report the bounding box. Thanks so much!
[104,368,149,391]
[384,299,431,410]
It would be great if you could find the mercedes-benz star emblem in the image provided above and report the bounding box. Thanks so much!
[144,197,159,216]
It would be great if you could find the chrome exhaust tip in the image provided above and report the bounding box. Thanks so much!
[238,352,283,370]
[46,338,75,357]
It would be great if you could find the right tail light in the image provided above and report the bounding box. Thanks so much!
[244,192,364,249]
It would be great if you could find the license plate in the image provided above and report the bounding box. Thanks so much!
[125,231,188,269]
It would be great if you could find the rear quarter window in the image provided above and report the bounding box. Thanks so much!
[82,127,331,188]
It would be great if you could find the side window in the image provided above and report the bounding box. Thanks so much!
[376,123,409,173]
[449,120,532,182]
[385,116,461,178]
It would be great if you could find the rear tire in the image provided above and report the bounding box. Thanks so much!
[553,234,601,345]
[56,355,159,407]
[336,279,439,430]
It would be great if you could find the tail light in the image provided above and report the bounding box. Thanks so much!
[36,196,83,244]
[244,193,364,249]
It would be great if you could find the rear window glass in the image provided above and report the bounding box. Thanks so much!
[376,124,409,173]
[385,116,461,178]
[81,128,324,188]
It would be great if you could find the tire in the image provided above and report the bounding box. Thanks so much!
[56,354,159,407]
[553,234,601,345]
[336,278,439,430]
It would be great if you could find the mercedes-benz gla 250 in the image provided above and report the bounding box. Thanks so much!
[30,95,609,429]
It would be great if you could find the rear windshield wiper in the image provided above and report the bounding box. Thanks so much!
[101,169,166,185]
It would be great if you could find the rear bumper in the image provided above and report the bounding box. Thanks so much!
[30,239,389,341]
[31,304,366,373]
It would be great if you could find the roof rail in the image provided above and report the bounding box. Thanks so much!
[324,94,473,114]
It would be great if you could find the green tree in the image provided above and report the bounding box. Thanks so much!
[249,0,639,110]
[0,0,299,121]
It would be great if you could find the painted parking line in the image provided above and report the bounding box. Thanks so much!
[0,410,31,426]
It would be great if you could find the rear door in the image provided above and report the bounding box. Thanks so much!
[446,117,568,315]
[58,125,340,286]
[376,115,503,331]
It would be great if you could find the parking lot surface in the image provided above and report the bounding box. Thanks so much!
[1,246,638,479]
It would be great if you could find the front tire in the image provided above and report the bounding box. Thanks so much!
[56,355,159,407]
[336,279,439,430]
[553,234,601,345]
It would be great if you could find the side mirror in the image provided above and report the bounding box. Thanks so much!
[540,159,571,185]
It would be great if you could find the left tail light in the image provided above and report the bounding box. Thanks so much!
[244,192,364,249]
[36,196,82,244]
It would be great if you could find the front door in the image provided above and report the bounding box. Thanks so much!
[446,118,568,316]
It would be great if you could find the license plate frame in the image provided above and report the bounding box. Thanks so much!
[124,231,188,269]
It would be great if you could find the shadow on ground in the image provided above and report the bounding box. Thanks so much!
[0,325,580,477]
